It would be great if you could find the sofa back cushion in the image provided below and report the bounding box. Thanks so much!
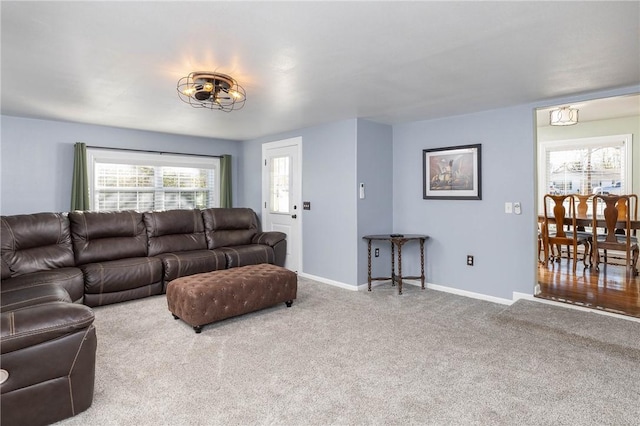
[143,209,207,256]
[202,208,259,249]
[69,210,148,265]
[1,213,76,277]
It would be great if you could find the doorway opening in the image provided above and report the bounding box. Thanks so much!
[535,93,640,318]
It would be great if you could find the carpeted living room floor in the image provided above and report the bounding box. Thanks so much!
[58,276,640,425]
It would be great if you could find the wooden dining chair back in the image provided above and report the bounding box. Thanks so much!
[574,194,592,219]
[542,194,591,272]
[616,194,638,236]
[591,194,639,276]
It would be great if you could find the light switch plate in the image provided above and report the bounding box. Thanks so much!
[505,202,513,214]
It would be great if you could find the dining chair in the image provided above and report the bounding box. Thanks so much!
[616,193,638,230]
[542,194,591,272]
[591,194,639,276]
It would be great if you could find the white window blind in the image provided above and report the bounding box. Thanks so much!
[538,134,632,213]
[87,148,220,211]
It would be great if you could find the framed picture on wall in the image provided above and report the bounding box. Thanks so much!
[423,144,482,200]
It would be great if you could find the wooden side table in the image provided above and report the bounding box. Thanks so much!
[363,234,429,295]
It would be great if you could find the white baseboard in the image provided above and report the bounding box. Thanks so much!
[357,278,513,305]
[298,272,359,291]
[405,280,513,305]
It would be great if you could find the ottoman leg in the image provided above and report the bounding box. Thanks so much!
[172,314,179,320]
[193,325,203,334]
[285,300,293,307]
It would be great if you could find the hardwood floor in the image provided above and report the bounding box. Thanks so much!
[537,257,640,318]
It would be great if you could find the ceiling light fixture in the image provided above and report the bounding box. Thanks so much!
[549,106,579,126]
[177,71,246,112]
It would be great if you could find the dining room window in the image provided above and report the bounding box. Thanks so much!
[538,134,632,214]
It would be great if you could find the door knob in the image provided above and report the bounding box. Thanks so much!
[291,214,297,219]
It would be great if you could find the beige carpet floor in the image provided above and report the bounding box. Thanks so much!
[58,276,640,425]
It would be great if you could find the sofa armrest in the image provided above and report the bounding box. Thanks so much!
[1,302,94,354]
[1,284,71,312]
[251,231,286,247]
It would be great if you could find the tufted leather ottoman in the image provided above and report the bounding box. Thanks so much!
[166,263,297,333]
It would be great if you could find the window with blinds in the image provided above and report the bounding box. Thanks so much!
[538,134,633,212]
[87,148,220,211]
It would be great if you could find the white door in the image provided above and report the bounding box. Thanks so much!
[262,137,302,272]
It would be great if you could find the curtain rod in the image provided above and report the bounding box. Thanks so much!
[85,145,224,159]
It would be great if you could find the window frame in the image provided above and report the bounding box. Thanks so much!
[537,134,633,212]
[86,148,221,211]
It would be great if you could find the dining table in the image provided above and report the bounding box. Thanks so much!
[538,215,640,230]
[538,215,640,268]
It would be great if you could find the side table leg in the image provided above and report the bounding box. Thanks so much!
[391,241,396,287]
[367,240,372,291]
[397,243,403,295]
[420,239,425,290]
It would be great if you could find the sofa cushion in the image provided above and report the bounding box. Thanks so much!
[69,210,148,265]
[202,208,258,249]
[1,258,10,280]
[0,267,85,304]
[143,209,207,256]
[80,257,163,296]
[216,244,276,268]
[1,213,75,277]
[155,250,226,284]
[83,282,163,308]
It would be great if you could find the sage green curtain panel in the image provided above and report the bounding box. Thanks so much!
[220,154,232,208]
[70,142,90,211]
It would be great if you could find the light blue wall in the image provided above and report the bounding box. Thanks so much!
[0,115,240,215]
[241,120,359,286]
[393,106,536,300]
[392,85,640,300]
[356,120,393,285]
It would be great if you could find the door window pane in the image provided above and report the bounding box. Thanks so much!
[270,156,290,214]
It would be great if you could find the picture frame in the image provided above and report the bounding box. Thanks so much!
[423,144,482,200]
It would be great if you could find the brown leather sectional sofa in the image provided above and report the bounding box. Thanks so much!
[0,207,286,426]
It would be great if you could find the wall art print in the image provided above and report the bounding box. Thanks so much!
[423,144,481,200]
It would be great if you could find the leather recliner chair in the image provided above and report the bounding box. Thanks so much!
[0,213,97,426]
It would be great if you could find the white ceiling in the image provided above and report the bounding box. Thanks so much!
[2,1,639,141]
